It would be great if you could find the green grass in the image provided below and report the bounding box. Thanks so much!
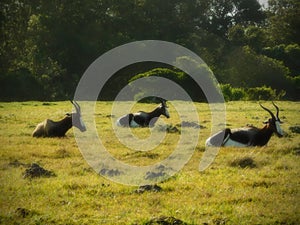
[0,101,299,224]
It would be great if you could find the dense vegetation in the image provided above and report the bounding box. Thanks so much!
[1,0,299,101]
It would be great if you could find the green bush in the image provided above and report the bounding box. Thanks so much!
[130,67,206,102]
[220,84,246,101]
[246,86,277,100]
[220,84,284,101]
[231,87,246,100]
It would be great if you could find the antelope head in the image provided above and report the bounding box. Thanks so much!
[260,102,283,137]
[159,99,170,118]
[70,101,86,132]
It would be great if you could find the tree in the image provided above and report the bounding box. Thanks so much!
[0,0,32,76]
[129,66,207,102]
[232,0,265,25]
[262,44,300,77]
[267,0,300,45]
[0,0,299,101]
[223,46,290,91]
[206,0,265,37]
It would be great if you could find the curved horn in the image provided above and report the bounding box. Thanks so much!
[163,101,167,108]
[272,101,279,119]
[159,98,167,107]
[71,100,81,113]
[259,103,275,120]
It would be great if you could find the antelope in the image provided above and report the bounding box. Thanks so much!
[32,101,86,137]
[116,99,170,127]
[205,102,284,147]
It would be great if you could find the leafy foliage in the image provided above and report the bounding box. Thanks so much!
[220,84,285,101]
[220,84,247,101]
[130,67,206,102]
[0,0,299,100]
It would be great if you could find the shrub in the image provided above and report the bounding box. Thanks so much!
[246,86,277,100]
[130,67,206,102]
[220,84,284,101]
[220,84,246,101]
[231,87,246,100]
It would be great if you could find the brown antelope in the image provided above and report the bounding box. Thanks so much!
[205,102,284,147]
[32,101,86,137]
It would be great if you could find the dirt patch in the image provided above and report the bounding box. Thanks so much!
[15,208,31,218]
[135,184,162,194]
[42,102,56,106]
[99,168,123,177]
[8,159,28,167]
[23,163,55,179]
[145,171,168,180]
[144,216,187,225]
[289,125,300,134]
[178,121,205,129]
[157,125,180,133]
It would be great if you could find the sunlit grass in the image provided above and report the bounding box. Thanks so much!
[0,101,299,224]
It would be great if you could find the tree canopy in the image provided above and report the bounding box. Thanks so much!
[1,0,299,101]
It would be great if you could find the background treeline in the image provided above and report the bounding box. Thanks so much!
[1,0,299,101]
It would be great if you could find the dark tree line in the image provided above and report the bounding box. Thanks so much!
[0,0,299,101]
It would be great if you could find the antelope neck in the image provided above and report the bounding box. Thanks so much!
[148,107,163,119]
[253,124,274,146]
[58,116,73,133]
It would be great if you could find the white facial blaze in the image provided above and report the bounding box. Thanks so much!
[79,117,86,129]
[275,121,283,136]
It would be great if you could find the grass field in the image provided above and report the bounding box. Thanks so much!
[0,101,299,224]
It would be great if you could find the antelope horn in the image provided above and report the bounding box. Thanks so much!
[259,103,276,120]
[160,98,167,107]
[71,100,81,113]
[272,101,279,119]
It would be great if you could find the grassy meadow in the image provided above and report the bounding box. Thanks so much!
[0,101,299,224]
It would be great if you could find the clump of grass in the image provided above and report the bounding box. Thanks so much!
[99,168,123,177]
[8,159,28,168]
[23,163,56,179]
[15,207,34,218]
[53,148,71,158]
[135,184,162,194]
[293,148,300,155]
[229,156,256,168]
[42,102,56,106]
[289,125,300,134]
[157,124,180,133]
[143,216,187,225]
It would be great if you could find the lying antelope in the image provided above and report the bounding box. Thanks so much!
[116,99,170,127]
[32,101,86,137]
[205,102,283,147]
